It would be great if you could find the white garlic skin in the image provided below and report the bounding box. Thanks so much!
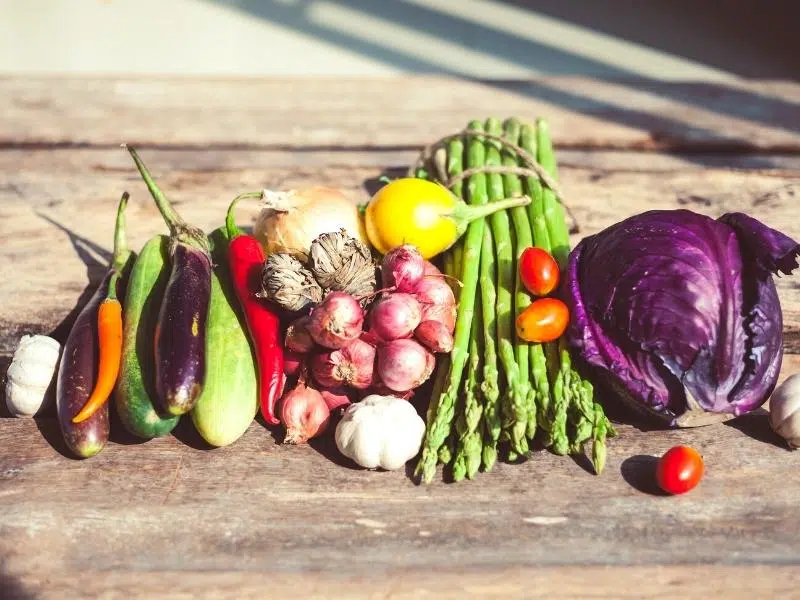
[769,374,800,449]
[335,394,425,471]
[5,335,61,418]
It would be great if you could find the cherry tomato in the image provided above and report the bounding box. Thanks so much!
[656,446,704,495]
[519,247,560,296]
[515,297,569,343]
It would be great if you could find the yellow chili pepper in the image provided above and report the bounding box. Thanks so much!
[364,178,530,259]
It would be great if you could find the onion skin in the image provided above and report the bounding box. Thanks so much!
[307,292,364,349]
[285,316,315,353]
[414,320,454,353]
[382,245,426,292]
[320,387,355,412]
[368,293,422,342]
[376,338,435,393]
[283,351,304,378]
[254,187,369,259]
[311,338,376,390]
[280,381,330,444]
[414,276,456,333]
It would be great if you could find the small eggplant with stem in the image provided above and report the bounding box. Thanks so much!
[125,145,212,415]
[57,192,134,457]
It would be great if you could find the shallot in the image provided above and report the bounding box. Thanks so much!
[285,316,315,353]
[283,351,304,377]
[414,276,456,332]
[307,292,364,349]
[311,338,376,390]
[369,293,422,341]
[382,245,426,292]
[414,320,454,353]
[376,338,435,393]
[280,381,330,444]
[320,387,355,412]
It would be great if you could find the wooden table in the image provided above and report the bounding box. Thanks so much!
[1,77,799,599]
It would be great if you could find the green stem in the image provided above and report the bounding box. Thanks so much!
[111,191,131,273]
[225,192,262,240]
[449,195,531,237]
[124,145,209,254]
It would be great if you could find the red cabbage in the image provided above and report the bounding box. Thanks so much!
[566,209,799,427]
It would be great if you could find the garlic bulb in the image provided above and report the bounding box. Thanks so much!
[769,374,800,449]
[335,394,425,470]
[5,335,61,417]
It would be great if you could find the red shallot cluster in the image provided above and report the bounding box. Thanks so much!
[279,244,457,443]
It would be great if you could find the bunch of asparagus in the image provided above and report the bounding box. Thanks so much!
[415,117,615,484]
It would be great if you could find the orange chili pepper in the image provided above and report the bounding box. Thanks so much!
[72,283,123,424]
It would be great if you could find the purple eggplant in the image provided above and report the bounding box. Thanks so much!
[126,146,212,415]
[57,193,133,458]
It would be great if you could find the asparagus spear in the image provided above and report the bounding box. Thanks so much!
[503,118,538,441]
[415,124,484,484]
[519,123,553,437]
[536,118,570,270]
[453,302,484,480]
[479,225,502,471]
[485,118,527,457]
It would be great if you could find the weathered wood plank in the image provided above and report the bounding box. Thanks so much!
[2,77,799,150]
[9,565,800,600]
[0,356,799,593]
[1,149,797,353]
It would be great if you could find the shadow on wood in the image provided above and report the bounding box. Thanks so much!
[0,559,37,600]
[724,408,787,450]
[36,212,109,346]
[170,416,215,451]
[620,454,667,496]
[33,417,74,460]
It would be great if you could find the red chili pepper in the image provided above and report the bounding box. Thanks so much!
[226,194,284,425]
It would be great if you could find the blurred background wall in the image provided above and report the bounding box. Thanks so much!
[1,0,798,80]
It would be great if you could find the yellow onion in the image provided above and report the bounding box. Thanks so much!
[253,187,369,259]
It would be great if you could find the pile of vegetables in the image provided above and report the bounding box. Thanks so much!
[5,114,799,492]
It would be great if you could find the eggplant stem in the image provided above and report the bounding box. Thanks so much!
[111,191,132,273]
[123,144,210,255]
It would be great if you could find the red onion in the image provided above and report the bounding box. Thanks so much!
[283,350,304,377]
[414,320,454,353]
[415,275,456,308]
[420,303,456,333]
[307,291,364,349]
[285,316,315,353]
[320,386,355,412]
[311,338,376,390]
[376,338,436,393]
[382,245,425,292]
[368,293,422,341]
[415,276,456,333]
[280,381,330,444]
[422,260,442,277]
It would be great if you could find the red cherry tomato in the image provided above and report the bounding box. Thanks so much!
[519,247,560,297]
[515,297,569,343]
[656,446,704,495]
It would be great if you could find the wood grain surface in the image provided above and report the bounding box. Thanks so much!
[1,77,799,599]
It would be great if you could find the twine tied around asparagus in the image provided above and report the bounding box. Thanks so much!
[408,128,580,234]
